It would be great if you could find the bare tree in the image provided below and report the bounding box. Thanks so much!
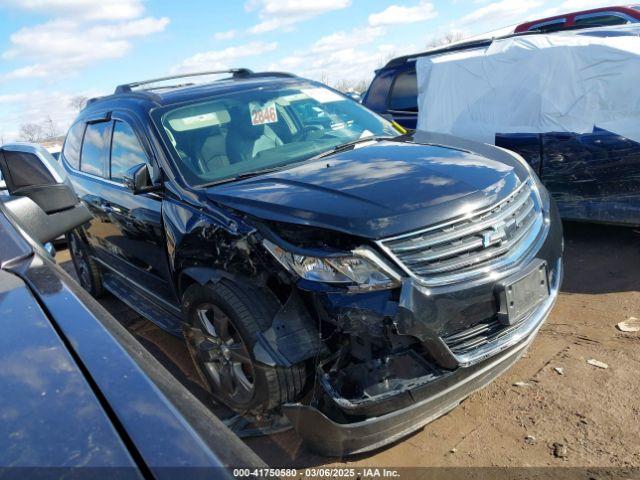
[18,123,44,142]
[425,31,466,49]
[332,78,369,94]
[42,115,60,139]
[69,95,88,111]
[319,72,330,86]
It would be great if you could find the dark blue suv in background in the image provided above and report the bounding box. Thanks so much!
[363,29,640,226]
[62,69,562,456]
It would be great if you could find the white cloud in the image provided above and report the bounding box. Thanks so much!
[173,41,278,73]
[246,0,351,34]
[313,26,385,53]
[0,3,169,81]
[458,0,543,27]
[214,29,237,41]
[537,0,614,19]
[3,20,129,62]
[0,64,51,81]
[0,0,144,21]
[268,25,414,85]
[91,16,170,39]
[0,92,28,104]
[368,1,437,27]
[0,89,101,141]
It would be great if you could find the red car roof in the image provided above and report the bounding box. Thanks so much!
[514,5,640,32]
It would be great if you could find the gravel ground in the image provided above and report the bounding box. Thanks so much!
[56,221,640,468]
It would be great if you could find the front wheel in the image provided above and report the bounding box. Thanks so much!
[182,282,306,414]
[67,230,104,298]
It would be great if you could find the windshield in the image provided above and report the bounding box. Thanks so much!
[154,82,398,186]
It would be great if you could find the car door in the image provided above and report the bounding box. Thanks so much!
[0,158,6,196]
[386,67,418,129]
[100,114,177,305]
[65,113,176,306]
[64,117,115,256]
[541,128,640,223]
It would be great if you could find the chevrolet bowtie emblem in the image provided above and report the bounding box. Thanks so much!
[482,222,508,248]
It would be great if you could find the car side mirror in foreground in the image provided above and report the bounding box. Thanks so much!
[0,143,92,244]
[124,163,159,194]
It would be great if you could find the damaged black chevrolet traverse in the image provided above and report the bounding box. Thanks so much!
[63,69,563,456]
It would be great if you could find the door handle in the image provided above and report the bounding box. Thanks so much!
[103,205,122,214]
[554,133,574,141]
[101,202,122,214]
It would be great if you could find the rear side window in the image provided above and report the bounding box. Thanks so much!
[63,121,85,170]
[389,70,418,112]
[3,151,55,188]
[110,121,148,181]
[528,18,566,32]
[574,13,630,27]
[80,122,111,177]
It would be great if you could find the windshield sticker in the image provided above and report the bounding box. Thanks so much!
[182,112,218,125]
[250,102,278,125]
[302,87,344,104]
[167,110,231,131]
[276,93,308,106]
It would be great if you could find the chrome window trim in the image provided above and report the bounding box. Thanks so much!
[65,165,124,188]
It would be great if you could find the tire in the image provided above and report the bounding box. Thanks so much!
[182,281,306,414]
[67,230,104,298]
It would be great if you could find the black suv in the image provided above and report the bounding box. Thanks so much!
[63,69,563,456]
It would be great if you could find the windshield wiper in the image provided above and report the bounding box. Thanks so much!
[316,135,393,159]
[199,166,284,188]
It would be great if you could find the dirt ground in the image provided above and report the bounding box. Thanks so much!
[56,221,640,468]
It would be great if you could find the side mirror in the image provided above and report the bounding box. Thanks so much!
[0,142,92,244]
[124,163,159,194]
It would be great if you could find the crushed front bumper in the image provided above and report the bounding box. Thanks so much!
[284,320,543,457]
[284,257,561,457]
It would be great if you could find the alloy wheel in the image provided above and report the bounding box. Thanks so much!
[186,303,255,406]
[69,234,92,290]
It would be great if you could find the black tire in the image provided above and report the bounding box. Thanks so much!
[182,281,306,414]
[67,230,104,298]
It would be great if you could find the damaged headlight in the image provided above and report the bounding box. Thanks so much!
[263,239,401,291]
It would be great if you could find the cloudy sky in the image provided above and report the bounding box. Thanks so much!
[0,0,614,140]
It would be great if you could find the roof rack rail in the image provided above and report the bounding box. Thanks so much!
[383,29,561,67]
[247,71,297,79]
[385,39,493,67]
[114,68,254,94]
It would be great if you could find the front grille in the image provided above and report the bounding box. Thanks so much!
[378,180,543,286]
[441,319,522,355]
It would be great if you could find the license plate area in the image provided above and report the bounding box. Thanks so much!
[497,260,549,326]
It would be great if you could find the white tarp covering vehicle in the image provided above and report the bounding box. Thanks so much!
[416,25,640,144]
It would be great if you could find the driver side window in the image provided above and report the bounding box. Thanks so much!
[110,121,149,181]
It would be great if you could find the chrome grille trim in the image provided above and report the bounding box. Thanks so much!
[377,180,544,286]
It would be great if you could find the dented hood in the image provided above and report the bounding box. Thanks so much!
[205,139,521,239]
